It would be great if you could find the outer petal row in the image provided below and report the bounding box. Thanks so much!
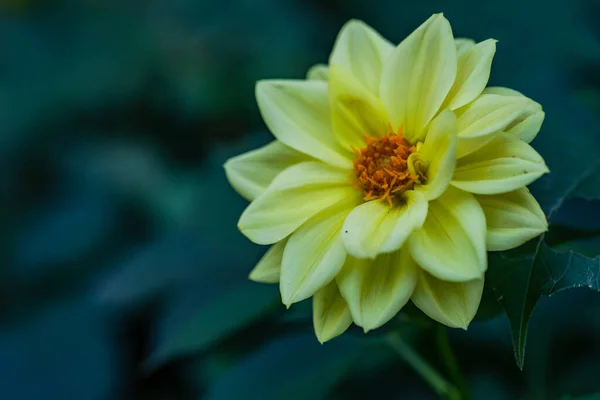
[444,39,496,110]
[313,281,353,343]
[329,20,394,96]
[238,161,356,245]
[224,141,312,201]
[251,238,484,339]
[337,247,417,332]
[281,204,354,306]
[412,270,484,329]
[483,87,545,143]
[476,187,547,251]
[256,80,352,168]
[452,133,549,195]
[248,239,286,283]
[455,93,541,157]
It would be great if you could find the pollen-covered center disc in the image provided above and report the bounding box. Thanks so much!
[353,132,418,204]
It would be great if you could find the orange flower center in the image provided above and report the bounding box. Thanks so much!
[353,128,419,206]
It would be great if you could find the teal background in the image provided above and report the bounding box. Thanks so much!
[1,0,599,399]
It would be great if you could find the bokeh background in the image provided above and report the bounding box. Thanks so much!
[1,0,600,399]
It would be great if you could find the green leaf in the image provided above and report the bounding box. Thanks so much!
[572,167,600,200]
[562,393,600,400]
[204,334,365,400]
[0,300,120,399]
[555,235,600,258]
[146,280,280,370]
[487,239,600,368]
[484,86,600,367]
[550,199,600,232]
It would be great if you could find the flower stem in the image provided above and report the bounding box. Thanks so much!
[435,326,470,399]
[386,332,462,400]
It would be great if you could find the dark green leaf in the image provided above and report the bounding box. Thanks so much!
[0,300,121,400]
[487,240,600,368]
[204,334,365,400]
[555,235,600,258]
[550,199,600,232]
[12,188,116,279]
[572,167,600,200]
[562,393,600,400]
[146,281,279,370]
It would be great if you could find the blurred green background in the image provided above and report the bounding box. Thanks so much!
[1,0,600,399]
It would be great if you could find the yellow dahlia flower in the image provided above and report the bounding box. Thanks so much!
[225,14,549,343]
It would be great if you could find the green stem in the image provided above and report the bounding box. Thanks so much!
[386,333,461,400]
[435,327,470,400]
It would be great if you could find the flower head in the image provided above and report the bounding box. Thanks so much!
[225,14,548,342]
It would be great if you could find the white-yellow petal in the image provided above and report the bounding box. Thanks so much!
[238,161,355,245]
[342,191,428,259]
[408,186,486,282]
[329,65,389,151]
[306,64,329,81]
[444,39,496,110]
[313,281,352,343]
[455,93,537,158]
[224,141,312,201]
[413,110,457,200]
[506,110,545,144]
[476,187,548,251]
[380,13,457,142]
[330,19,393,95]
[280,204,356,306]
[256,80,351,168]
[454,38,475,55]
[483,86,544,143]
[452,133,549,195]
[412,269,484,329]
[337,247,417,332]
[483,87,523,96]
[249,239,286,283]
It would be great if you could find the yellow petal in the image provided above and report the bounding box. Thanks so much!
[408,186,486,281]
[483,87,523,96]
[329,19,393,95]
[413,110,457,200]
[444,39,496,110]
[380,13,457,142]
[341,191,428,259]
[455,38,475,55]
[452,133,549,195]
[456,93,531,138]
[238,161,356,245]
[476,187,548,251]
[313,281,352,343]
[412,269,484,329]
[280,204,355,306]
[337,247,417,332]
[306,64,329,81]
[483,86,544,143]
[507,110,545,144]
[224,141,312,201]
[329,65,389,151]
[249,239,286,283]
[256,80,351,168]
